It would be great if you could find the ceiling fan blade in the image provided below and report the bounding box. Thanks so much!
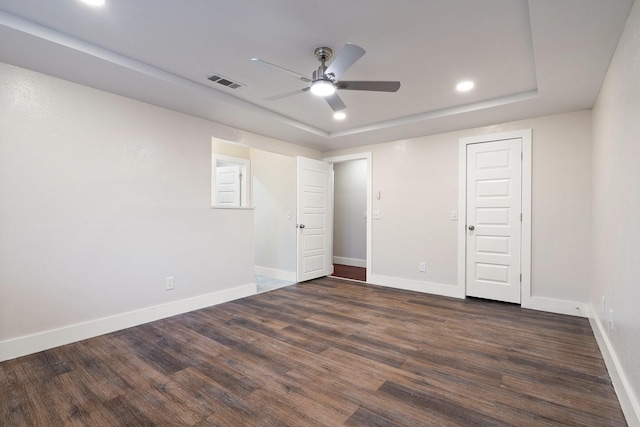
[325,43,366,79]
[265,87,310,101]
[251,58,312,83]
[337,81,401,92]
[325,93,347,112]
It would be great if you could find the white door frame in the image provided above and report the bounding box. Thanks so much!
[323,152,372,283]
[457,130,532,306]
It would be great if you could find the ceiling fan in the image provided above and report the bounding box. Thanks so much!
[251,43,401,113]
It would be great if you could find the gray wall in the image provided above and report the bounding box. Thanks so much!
[325,110,593,304]
[591,0,640,421]
[0,62,318,359]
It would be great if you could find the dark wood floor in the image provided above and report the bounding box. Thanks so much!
[0,277,627,426]
[332,264,367,282]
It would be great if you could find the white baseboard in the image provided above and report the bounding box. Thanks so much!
[589,304,640,427]
[369,274,464,299]
[0,283,257,363]
[367,277,590,319]
[254,266,296,282]
[522,296,589,318]
[332,257,366,268]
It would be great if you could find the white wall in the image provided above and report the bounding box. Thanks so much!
[252,149,297,277]
[324,110,593,308]
[591,0,640,423]
[333,160,367,266]
[0,62,315,361]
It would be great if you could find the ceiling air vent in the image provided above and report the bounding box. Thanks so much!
[207,73,244,90]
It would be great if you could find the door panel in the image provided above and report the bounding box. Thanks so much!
[297,157,333,282]
[216,165,240,206]
[466,139,522,303]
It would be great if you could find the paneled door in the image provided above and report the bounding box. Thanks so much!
[466,139,522,303]
[216,165,241,207]
[297,156,333,282]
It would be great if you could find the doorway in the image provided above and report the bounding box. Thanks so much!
[324,153,372,283]
[458,130,532,304]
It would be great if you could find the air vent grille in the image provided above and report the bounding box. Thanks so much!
[207,74,244,90]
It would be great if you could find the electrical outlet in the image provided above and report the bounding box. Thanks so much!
[286,211,291,220]
[419,262,426,272]
[166,276,175,290]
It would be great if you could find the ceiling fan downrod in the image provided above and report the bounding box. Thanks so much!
[313,47,333,81]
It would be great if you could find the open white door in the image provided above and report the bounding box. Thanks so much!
[297,156,333,282]
[466,139,522,303]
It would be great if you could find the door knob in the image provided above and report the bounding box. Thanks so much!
[468,225,475,231]
[297,224,305,229]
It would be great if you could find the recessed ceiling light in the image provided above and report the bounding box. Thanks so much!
[333,111,346,120]
[79,0,105,7]
[456,80,475,92]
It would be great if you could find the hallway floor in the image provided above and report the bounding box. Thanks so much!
[332,264,366,282]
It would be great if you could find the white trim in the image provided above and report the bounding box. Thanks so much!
[332,256,366,268]
[589,305,640,426]
[369,274,464,299]
[323,153,372,283]
[254,266,297,282]
[211,206,255,210]
[0,283,256,362]
[211,153,251,208]
[524,296,588,318]
[458,129,532,305]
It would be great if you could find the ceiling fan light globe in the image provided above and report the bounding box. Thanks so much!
[79,0,106,6]
[310,79,336,97]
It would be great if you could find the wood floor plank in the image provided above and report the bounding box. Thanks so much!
[58,341,130,402]
[40,371,120,426]
[0,277,628,426]
[170,367,260,426]
[0,373,42,426]
[501,373,626,421]
[378,380,508,426]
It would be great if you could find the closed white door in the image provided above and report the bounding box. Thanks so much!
[216,165,241,207]
[466,139,522,303]
[297,156,333,282]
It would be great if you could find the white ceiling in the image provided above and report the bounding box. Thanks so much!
[0,0,633,151]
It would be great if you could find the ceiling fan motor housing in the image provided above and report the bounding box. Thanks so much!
[313,69,335,82]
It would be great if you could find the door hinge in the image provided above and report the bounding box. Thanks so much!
[520,213,523,221]
[520,274,522,283]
